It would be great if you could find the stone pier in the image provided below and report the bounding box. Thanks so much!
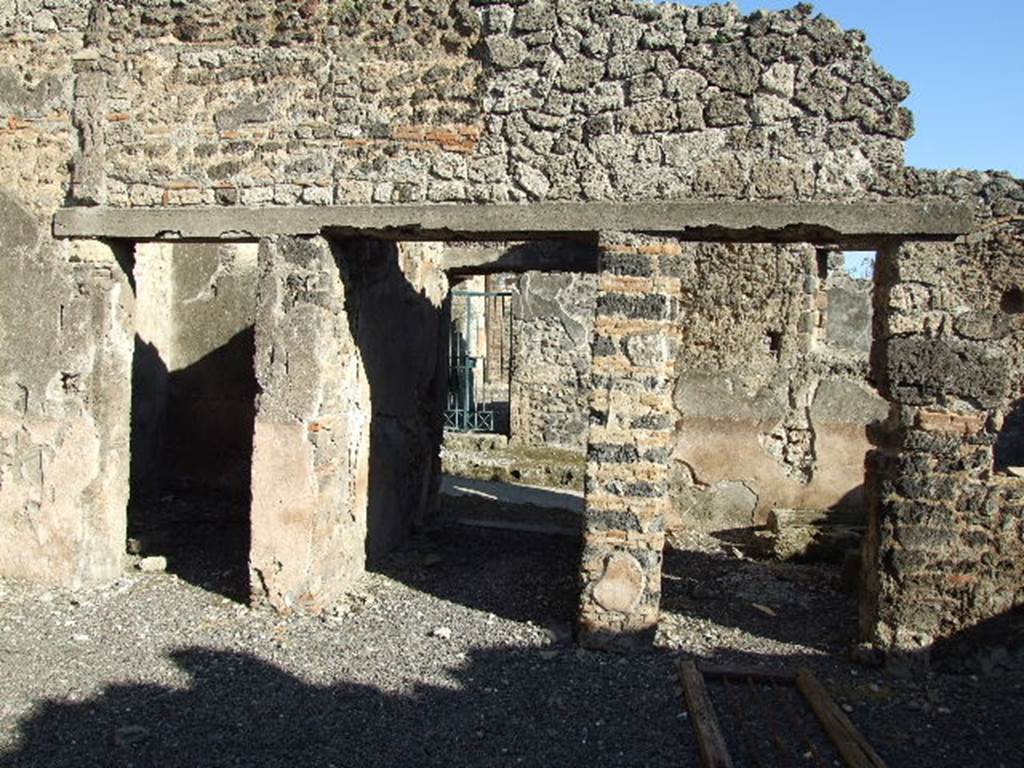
[578,233,681,650]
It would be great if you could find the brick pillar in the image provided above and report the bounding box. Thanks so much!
[862,238,1024,665]
[250,236,370,612]
[577,233,680,651]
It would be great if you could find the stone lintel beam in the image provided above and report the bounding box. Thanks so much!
[53,200,972,247]
[442,240,600,275]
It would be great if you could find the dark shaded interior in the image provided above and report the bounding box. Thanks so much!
[995,399,1024,472]
[127,254,257,602]
[334,238,449,566]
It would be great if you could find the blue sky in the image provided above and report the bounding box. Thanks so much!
[657,1,1023,177]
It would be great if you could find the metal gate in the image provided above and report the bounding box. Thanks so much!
[445,289,512,433]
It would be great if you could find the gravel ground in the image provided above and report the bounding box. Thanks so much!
[1,517,1022,768]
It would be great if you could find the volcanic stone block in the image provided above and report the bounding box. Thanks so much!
[882,336,1009,407]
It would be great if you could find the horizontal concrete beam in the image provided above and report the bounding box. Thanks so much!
[53,200,972,245]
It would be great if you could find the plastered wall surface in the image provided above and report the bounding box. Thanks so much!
[0,11,133,587]
[250,236,446,610]
[669,242,887,530]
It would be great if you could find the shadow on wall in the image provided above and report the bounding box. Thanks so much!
[127,327,257,603]
[334,239,449,565]
[706,484,867,563]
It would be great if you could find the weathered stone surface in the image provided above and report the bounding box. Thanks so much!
[8,0,940,210]
[668,242,883,528]
[250,235,444,608]
[510,271,595,451]
[483,35,527,69]
[579,233,677,650]
[883,336,1010,407]
[53,201,973,244]
[2,0,1023,662]
[0,241,133,588]
[592,553,646,614]
[863,225,1024,660]
[249,235,370,612]
[132,242,258,500]
[137,555,167,573]
[0,189,40,254]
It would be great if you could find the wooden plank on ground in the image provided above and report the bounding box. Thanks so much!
[678,661,735,768]
[697,663,796,684]
[796,668,888,768]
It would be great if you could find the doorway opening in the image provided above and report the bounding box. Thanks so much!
[437,241,597,538]
[127,242,258,602]
[445,279,514,435]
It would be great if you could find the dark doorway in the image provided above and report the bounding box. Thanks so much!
[127,243,259,602]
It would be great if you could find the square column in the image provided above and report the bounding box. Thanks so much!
[0,239,133,587]
[249,236,370,612]
[578,233,681,651]
[862,236,1024,664]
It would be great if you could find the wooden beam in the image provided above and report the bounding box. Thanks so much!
[697,663,797,684]
[796,669,889,768]
[679,661,735,768]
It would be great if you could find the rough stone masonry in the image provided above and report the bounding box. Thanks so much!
[1,0,1022,659]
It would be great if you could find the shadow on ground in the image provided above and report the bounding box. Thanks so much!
[375,523,581,629]
[660,543,858,653]
[126,494,251,604]
[2,646,686,768]
[4,523,1024,768]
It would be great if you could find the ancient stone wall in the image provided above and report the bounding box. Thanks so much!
[0,7,135,586]
[3,0,913,210]
[670,243,887,530]
[510,271,596,451]
[342,239,449,562]
[1,0,1021,660]
[0,0,921,587]
[455,246,882,537]
[250,235,369,611]
[862,175,1024,658]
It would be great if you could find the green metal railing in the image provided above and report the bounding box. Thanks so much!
[445,290,512,433]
